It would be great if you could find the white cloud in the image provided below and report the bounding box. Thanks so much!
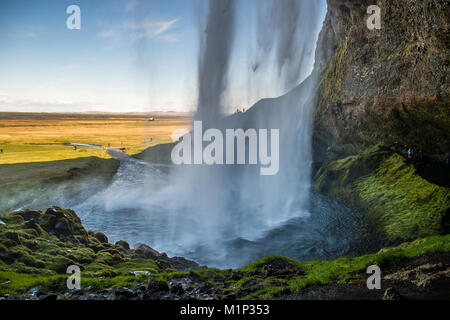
[125,18,181,41]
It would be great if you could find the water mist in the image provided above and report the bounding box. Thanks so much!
[160,0,324,262]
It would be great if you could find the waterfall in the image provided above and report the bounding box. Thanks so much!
[161,0,324,254]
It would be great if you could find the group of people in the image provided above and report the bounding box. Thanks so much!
[403,147,423,162]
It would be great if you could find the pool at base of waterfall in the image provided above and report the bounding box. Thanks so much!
[70,159,381,268]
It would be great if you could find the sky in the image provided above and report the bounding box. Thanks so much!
[0,0,326,113]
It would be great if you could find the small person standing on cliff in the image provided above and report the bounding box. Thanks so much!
[445,152,449,166]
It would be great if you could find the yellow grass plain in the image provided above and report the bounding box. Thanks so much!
[0,113,191,164]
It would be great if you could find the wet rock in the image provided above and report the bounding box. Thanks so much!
[315,0,449,153]
[24,219,45,236]
[94,232,108,244]
[384,263,450,288]
[170,283,185,295]
[39,293,58,301]
[169,256,200,271]
[229,271,242,280]
[255,257,304,277]
[15,211,42,221]
[45,208,58,216]
[148,279,169,292]
[54,221,71,236]
[133,243,161,260]
[114,287,140,300]
[143,280,169,300]
[115,240,130,250]
[39,207,89,243]
[5,231,21,244]
[383,288,402,301]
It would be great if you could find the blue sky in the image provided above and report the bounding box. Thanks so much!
[0,0,326,113]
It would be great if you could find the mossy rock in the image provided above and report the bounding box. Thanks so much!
[0,214,24,225]
[48,256,77,274]
[315,146,450,242]
[115,240,130,251]
[93,232,108,244]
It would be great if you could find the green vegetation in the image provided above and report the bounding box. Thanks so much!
[316,40,348,118]
[0,208,448,299]
[315,146,450,242]
[0,205,449,299]
[0,208,177,277]
[233,234,450,299]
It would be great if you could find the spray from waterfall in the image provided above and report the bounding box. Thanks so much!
[162,0,324,250]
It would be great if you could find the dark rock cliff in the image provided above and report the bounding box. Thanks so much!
[314,0,449,155]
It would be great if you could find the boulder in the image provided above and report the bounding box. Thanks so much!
[94,232,108,244]
[383,288,402,301]
[133,243,161,260]
[115,240,130,250]
[143,280,169,300]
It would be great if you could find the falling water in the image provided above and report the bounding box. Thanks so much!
[167,0,324,244]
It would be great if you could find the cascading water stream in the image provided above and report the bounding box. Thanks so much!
[163,0,324,245]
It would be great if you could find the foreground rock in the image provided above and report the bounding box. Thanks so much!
[0,207,200,277]
[1,207,449,300]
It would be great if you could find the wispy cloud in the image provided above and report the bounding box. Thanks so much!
[125,18,181,41]
[96,17,181,44]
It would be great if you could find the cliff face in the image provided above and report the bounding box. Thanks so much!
[314,0,449,155]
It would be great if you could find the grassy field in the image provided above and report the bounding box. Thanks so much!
[0,112,191,164]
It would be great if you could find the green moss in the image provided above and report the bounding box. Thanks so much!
[48,256,76,274]
[238,235,450,299]
[315,146,450,241]
[316,39,349,117]
[0,234,449,299]
[359,101,450,152]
